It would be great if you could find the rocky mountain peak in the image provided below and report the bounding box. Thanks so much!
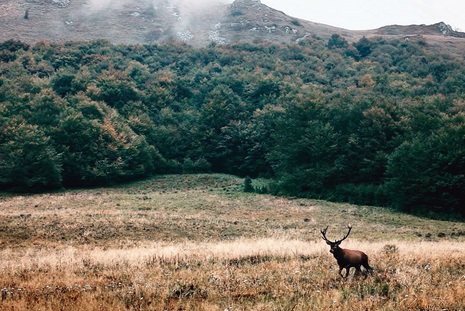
[232,0,262,6]
[436,22,453,35]
[376,21,465,38]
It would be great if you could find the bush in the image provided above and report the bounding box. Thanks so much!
[243,176,254,192]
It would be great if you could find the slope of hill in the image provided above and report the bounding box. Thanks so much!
[2,0,465,54]
[0,0,351,46]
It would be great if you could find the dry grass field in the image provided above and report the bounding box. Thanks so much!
[1,174,465,310]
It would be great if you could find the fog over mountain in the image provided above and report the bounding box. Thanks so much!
[85,0,227,12]
[1,0,465,54]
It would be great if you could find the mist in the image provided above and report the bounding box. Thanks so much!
[174,0,231,12]
[87,0,120,11]
[83,0,234,43]
[172,0,231,25]
[86,0,232,12]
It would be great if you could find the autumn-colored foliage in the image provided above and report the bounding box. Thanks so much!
[1,37,465,216]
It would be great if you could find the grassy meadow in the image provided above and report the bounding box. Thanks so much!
[1,174,465,310]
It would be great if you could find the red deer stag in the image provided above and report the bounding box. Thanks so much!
[320,225,373,278]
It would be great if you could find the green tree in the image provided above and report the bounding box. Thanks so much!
[327,34,349,49]
[51,67,87,97]
[197,85,245,172]
[353,37,373,59]
[91,73,139,109]
[385,114,465,217]
[267,94,343,197]
[0,117,62,190]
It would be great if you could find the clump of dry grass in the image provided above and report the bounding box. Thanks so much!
[1,174,465,310]
[1,239,465,310]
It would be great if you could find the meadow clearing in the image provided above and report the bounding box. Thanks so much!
[1,174,465,310]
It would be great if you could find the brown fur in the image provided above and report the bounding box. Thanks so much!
[321,226,373,278]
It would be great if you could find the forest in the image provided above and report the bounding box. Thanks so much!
[1,35,465,218]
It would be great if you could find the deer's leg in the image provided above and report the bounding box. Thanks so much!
[338,267,344,277]
[354,265,362,276]
[363,263,373,272]
[362,264,373,278]
[343,265,351,278]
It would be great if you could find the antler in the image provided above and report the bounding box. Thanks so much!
[320,225,352,244]
[335,225,352,244]
[320,226,332,243]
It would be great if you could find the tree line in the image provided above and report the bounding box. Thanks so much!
[1,35,465,218]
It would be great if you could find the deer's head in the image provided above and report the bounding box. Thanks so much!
[320,225,352,253]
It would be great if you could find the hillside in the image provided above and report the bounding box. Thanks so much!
[2,35,465,216]
[0,0,358,46]
[2,0,465,54]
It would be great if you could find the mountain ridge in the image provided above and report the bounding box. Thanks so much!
[1,0,465,55]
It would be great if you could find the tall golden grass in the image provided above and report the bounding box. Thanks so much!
[2,239,465,310]
[1,174,465,310]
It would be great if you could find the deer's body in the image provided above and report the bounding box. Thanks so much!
[321,225,373,278]
[330,245,372,277]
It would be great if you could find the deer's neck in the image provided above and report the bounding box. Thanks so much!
[332,247,345,258]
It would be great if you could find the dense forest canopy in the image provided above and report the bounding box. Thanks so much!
[1,35,465,218]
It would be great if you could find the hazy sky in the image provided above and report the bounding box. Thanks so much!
[258,0,465,31]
